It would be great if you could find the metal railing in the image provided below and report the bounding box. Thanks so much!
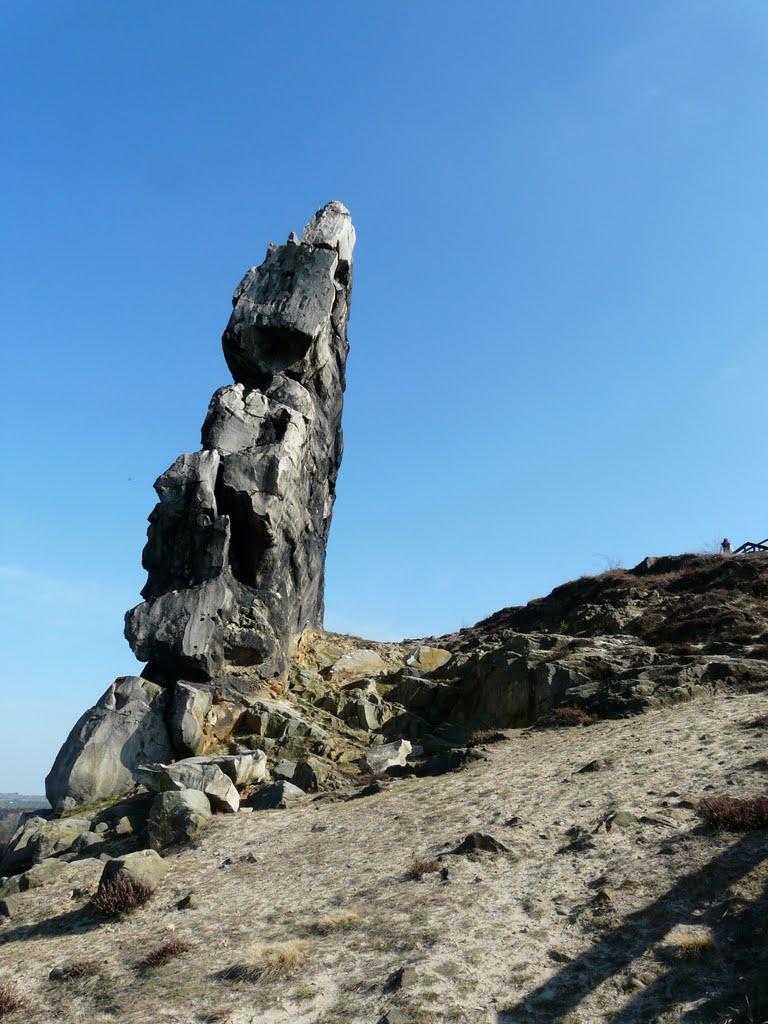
[734,537,768,553]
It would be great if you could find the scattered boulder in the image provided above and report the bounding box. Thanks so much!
[99,849,169,892]
[293,756,330,793]
[363,740,412,774]
[148,790,212,850]
[181,752,268,787]
[0,895,20,918]
[250,781,308,810]
[135,760,240,813]
[0,816,49,875]
[451,833,509,855]
[327,649,387,680]
[406,645,452,672]
[274,761,297,783]
[45,676,173,812]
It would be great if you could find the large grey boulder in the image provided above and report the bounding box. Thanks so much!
[125,201,355,685]
[147,790,212,850]
[45,677,173,813]
[135,759,240,812]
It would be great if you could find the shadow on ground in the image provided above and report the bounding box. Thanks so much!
[0,905,101,946]
[497,830,768,1024]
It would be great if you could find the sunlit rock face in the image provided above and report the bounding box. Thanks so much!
[125,201,355,682]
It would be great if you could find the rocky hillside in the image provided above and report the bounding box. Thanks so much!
[1,685,766,1024]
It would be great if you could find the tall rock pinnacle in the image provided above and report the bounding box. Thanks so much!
[46,202,355,812]
[125,201,355,682]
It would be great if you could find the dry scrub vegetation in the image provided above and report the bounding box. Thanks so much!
[89,875,154,918]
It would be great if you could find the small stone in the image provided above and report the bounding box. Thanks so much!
[452,833,509,855]
[385,965,418,991]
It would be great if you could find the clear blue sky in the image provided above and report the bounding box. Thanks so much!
[3,1,768,793]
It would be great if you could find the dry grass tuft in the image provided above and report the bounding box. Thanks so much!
[141,937,193,968]
[222,940,308,982]
[0,978,26,1017]
[308,909,361,935]
[699,795,768,832]
[666,926,718,960]
[50,959,102,981]
[540,706,598,728]
[89,875,155,918]
[405,855,441,881]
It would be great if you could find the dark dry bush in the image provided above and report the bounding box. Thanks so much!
[540,706,598,728]
[0,978,26,1017]
[466,729,506,746]
[49,959,101,981]
[355,771,390,787]
[405,855,441,881]
[540,640,577,663]
[140,937,192,969]
[89,875,154,918]
[699,796,768,832]
[588,659,614,679]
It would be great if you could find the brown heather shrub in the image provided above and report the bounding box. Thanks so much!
[466,729,506,746]
[540,706,598,728]
[222,941,307,982]
[698,796,768,832]
[405,855,441,881]
[141,937,192,968]
[89,875,154,918]
[0,978,26,1017]
[50,959,102,981]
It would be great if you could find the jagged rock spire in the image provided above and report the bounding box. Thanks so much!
[125,202,355,682]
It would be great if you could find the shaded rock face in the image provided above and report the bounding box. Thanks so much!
[126,201,355,683]
[45,677,173,813]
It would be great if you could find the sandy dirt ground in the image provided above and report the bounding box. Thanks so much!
[1,689,767,1024]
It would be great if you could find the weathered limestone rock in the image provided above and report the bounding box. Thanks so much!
[45,677,173,813]
[125,201,355,684]
[135,759,240,812]
[148,790,212,850]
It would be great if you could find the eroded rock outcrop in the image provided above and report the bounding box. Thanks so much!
[126,200,354,682]
[47,202,355,811]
